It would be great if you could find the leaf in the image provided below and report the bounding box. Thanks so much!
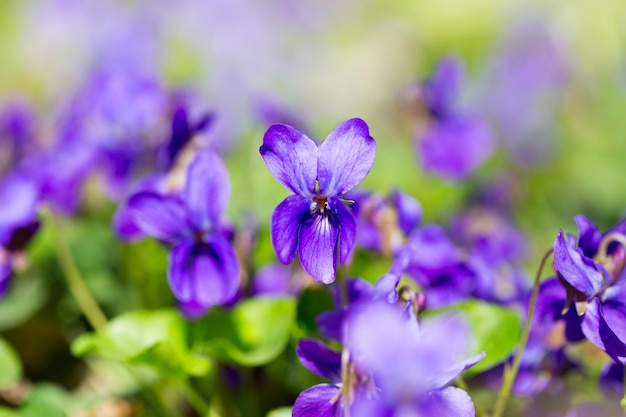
[0,407,19,417]
[0,337,21,388]
[0,278,46,331]
[191,296,296,367]
[71,309,210,378]
[429,300,522,375]
[20,383,68,417]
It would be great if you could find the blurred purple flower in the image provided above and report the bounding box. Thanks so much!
[127,149,240,316]
[0,99,37,174]
[478,19,568,165]
[553,215,626,363]
[251,263,301,297]
[347,303,484,417]
[260,118,376,284]
[414,56,495,181]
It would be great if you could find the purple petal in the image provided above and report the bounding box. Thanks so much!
[260,124,317,196]
[127,191,189,242]
[581,298,626,363]
[329,197,357,263]
[553,230,603,298]
[316,309,346,343]
[431,352,486,388]
[317,118,376,196]
[391,188,422,235]
[574,215,601,258]
[416,386,475,417]
[184,149,231,230]
[299,213,340,284]
[252,263,295,296]
[0,175,39,247]
[293,384,341,417]
[167,236,240,308]
[0,258,11,300]
[421,55,464,118]
[296,338,342,383]
[373,273,400,303]
[406,224,459,273]
[270,195,310,264]
[418,114,495,181]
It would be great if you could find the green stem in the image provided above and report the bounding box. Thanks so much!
[491,248,553,417]
[48,211,108,331]
[178,378,212,417]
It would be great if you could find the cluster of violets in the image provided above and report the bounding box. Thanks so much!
[1,34,625,416]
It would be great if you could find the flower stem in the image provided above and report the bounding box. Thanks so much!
[491,248,553,417]
[48,211,108,330]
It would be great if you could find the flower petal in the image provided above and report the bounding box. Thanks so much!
[260,124,317,196]
[128,191,189,241]
[317,118,376,196]
[391,188,423,235]
[328,197,357,264]
[0,175,39,247]
[296,338,342,383]
[271,195,310,264]
[581,298,626,363]
[417,386,475,417]
[168,237,240,308]
[293,384,341,417]
[574,215,601,258]
[184,149,231,230]
[299,213,340,284]
[0,258,11,300]
[553,230,603,298]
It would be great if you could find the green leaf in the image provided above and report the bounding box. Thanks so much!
[71,309,210,378]
[191,296,296,367]
[20,383,68,417]
[0,278,46,331]
[0,407,19,417]
[266,407,293,417]
[429,300,522,375]
[0,337,21,388]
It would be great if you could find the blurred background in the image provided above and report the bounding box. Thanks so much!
[1,0,626,415]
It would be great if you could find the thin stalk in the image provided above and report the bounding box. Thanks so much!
[48,211,108,330]
[456,376,488,417]
[491,248,553,417]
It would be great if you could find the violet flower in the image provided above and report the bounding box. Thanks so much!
[347,303,484,417]
[259,118,376,284]
[414,56,495,181]
[553,215,626,363]
[127,149,239,315]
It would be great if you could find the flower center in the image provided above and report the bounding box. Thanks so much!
[314,196,329,213]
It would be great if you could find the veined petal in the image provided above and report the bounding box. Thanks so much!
[553,230,603,298]
[296,338,342,383]
[127,191,189,241]
[581,298,626,363]
[299,213,340,284]
[167,237,240,308]
[184,149,231,230]
[328,197,357,264]
[293,384,342,417]
[574,215,601,258]
[260,124,317,196]
[317,118,376,196]
[271,195,310,264]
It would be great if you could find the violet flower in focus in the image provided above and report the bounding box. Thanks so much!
[553,215,626,363]
[413,56,495,181]
[259,118,376,284]
[127,149,240,317]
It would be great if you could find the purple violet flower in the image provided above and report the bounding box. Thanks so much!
[346,303,484,417]
[127,149,240,315]
[413,56,495,181]
[553,215,626,363]
[259,118,376,284]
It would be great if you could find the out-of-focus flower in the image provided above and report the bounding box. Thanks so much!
[411,56,495,181]
[0,99,37,174]
[348,188,422,255]
[553,215,626,363]
[477,19,568,165]
[260,118,376,284]
[127,149,239,316]
[347,303,484,417]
